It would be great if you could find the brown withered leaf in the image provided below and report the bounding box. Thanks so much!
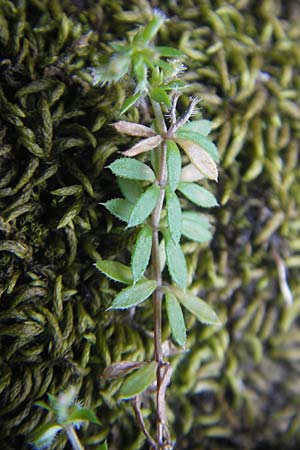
[122,135,162,157]
[180,163,205,182]
[113,121,158,137]
[175,138,218,181]
[102,360,146,380]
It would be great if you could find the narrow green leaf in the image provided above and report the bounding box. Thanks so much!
[155,46,184,57]
[165,290,186,346]
[138,11,165,43]
[164,79,187,90]
[176,130,218,161]
[111,43,128,52]
[96,441,108,450]
[101,198,132,223]
[119,361,158,399]
[150,87,171,107]
[108,158,155,182]
[94,260,132,285]
[109,280,157,310]
[149,147,160,176]
[68,408,101,426]
[164,231,187,288]
[128,184,160,227]
[182,211,212,243]
[172,287,221,325]
[118,178,143,204]
[166,190,182,245]
[167,140,181,192]
[156,59,178,74]
[120,93,142,115]
[34,401,52,412]
[31,424,63,449]
[133,54,147,87]
[132,226,153,282]
[179,120,212,136]
[178,182,218,208]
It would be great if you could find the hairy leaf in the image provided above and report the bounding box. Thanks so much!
[175,138,218,181]
[118,178,143,203]
[101,198,132,222]
[108,280,157,309]
[164,79,187,90]
[128,184,160,227]
[119,361,158,399]
[132,225,153,282]
[138,10,166,43]
[108,158,155,181]
[176,130,218,161]
[122,135,162,157]
[172,287,221,325]
[178,182,218,208]
[91,53,131,86]
[166,190,182,245]
[167,140,181,192]
[165,290,186,346]
[133,54,147,89]
[94,260,132,285]
[67,408,101,426]
[165,231,187,288]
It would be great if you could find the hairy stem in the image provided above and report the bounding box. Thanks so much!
[65,425,85,450]
[150,100,170,449]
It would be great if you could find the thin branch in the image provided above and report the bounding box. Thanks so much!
[132,397,157,449]
[168,96,200,136]
[170,92,180,126]
[150,101,173,448]
[65,425,85,450]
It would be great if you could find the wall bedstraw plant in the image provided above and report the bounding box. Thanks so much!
[93,10,221,450]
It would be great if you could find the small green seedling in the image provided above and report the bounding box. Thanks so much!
[31,386,102,450]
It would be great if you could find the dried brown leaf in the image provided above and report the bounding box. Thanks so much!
[180,163,205,182]
[122,135,162,157]
[102,360,146,380]
[113,121,158,137]
[176,138,218,181]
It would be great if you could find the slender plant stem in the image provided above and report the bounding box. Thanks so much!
[150,100,170,449]
[65,425,85,450]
